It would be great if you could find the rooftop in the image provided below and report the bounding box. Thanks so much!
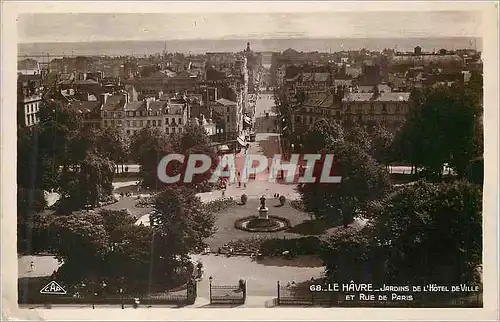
[342,92,411,103]
[216,98,237,106]
[68,101,101,114]
[302,72,330,83]
[102,94,126,111]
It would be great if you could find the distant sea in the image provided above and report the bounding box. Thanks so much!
[18,37,482,59]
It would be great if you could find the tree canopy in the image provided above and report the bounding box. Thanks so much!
[321,180,482,288]
[390,82,482,179]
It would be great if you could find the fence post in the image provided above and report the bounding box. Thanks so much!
[277,281,280,306]
[243,280,247,304]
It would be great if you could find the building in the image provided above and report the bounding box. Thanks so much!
[68,100,102,128]
[414,46,422,56]
[18,59,41,76]
[100,92,188,137]
[17,74,43,128]
[212,98,242,140]
[190,115,217,138]
[341,91,411,131]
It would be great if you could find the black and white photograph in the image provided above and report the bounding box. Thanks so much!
[1,1,499,321]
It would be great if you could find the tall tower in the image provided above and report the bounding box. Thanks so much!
[246,42,251,53]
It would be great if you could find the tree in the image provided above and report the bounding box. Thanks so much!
[99,126,130,172]
[370,180,482,286]
[17,188,48,254]
[150,186,216,284]
[302,118,344,153]
[322,180,482,292]
[390,84,481,179]
[370,123,394,165]
[48,209,157,293]
[50,211,110,285]
[320,227,377,283]
[345,124,371,153]
[130,127,172,189]
[300,141,391,225]
[17,100,82,191]
[58,152,115,213]
[173,123,217,189]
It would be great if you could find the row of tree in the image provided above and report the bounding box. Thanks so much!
[293,77,484,290]
[17,98,217,252]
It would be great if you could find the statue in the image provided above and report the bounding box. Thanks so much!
[260,195,266,209]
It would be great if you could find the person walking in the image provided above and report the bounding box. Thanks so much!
[29,260,35,272]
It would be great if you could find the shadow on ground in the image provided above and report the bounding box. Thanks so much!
[286,219,331,236]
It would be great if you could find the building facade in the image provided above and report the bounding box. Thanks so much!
[17,74,43,128]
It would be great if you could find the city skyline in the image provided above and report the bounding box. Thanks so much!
[18,11,482,44]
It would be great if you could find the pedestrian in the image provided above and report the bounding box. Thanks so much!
[29,261,35,272]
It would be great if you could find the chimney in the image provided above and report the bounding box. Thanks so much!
[99,93,109,106]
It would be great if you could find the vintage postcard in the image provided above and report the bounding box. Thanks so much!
[1,1,498,321]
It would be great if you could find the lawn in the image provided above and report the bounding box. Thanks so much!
[204,198,311,250]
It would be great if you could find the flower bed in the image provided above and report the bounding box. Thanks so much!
[202,198,237,213]
[290,199,307,212]
[135,196,155,208]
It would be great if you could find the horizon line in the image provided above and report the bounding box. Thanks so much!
[18,35,482,45]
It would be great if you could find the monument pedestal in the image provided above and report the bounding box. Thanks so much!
[258,207,269,220]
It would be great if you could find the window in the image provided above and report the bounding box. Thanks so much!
[336,111,340,117]
[117,112,122,118]
[103,112,108,118]
[132,120,137,127]
[166,127,170,133]
[382,104,387,113]
[147,120,151,126]
[126,120,130,127]
[126,130,131,135]
[152,120,157,126]
[179,127,183,133]
[158,120,162,126]
[111,120,115,126]
[227,116,230,122]
[104,120,108,126]
[178,118,182,124]
[227,107,230,113]
[370,104,375,113]
[165,118,170,124]
[395,105,400,113]
[117,120,122,125]
[172,128,176,133]
[139,120,144,127]
[132,111,136,117]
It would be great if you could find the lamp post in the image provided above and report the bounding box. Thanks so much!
[119,287,124,309]
[208,276,213,304]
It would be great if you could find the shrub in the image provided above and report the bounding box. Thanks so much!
[259,236,322,256]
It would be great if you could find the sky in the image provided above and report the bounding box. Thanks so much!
[17,11,482,43]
